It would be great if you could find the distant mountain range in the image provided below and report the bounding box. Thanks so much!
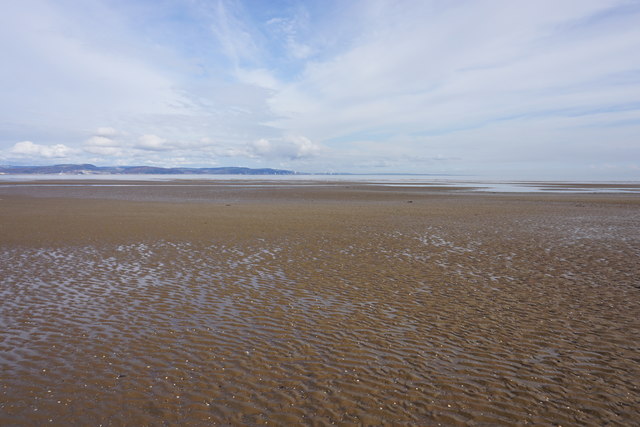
[0,164,296,175]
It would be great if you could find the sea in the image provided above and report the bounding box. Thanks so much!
[0,173,639,193]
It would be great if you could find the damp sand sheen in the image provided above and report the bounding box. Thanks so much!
[1,181,639,425]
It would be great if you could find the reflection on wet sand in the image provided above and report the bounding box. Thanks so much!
[1,184,639,425]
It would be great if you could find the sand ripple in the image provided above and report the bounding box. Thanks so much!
[2,205,639,425]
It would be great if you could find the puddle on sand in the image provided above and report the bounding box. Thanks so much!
[2,213,640,426]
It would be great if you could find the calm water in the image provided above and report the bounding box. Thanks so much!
[1,173,639,193]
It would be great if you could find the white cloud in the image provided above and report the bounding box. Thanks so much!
[136,134,171,151]
[248,134,322,160]
[1,0,639,178]
[0,1,188,138]
[11,141,74,158]
[286,38,313,60]
[85,136,118,148]
[83,129,124,156]
[266,10,314,60]
[235,68,281,90]
[269,0,640,147]
[210,0,260,67]
[251,138,271,156]
[96,127,119,137]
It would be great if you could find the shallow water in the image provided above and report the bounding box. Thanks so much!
[1,202,640,425]
[1,174,640,193]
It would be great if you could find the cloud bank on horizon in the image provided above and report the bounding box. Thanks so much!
[1,0,639,179]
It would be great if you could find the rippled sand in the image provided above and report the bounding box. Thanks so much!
[1,183,639,425]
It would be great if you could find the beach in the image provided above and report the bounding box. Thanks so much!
[1,181,639,425]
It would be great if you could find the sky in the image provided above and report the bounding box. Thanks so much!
[1,0,639,179]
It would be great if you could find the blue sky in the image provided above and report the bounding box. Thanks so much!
[1,0,639,179]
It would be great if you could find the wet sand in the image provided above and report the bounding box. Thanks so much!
[1,182,639,425]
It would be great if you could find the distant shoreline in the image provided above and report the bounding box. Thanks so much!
[1,176,639,194]
[0,164,297,175]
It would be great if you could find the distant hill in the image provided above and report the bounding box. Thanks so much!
[0,164,296,175]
